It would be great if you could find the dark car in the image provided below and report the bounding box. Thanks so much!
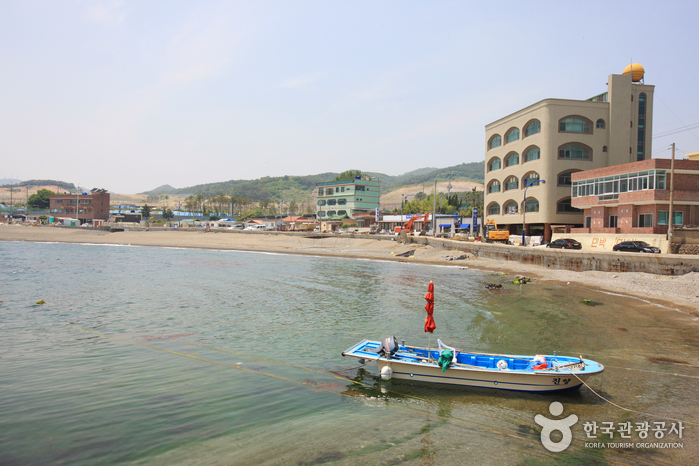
[546,238,582,249]
[612,241,661,253]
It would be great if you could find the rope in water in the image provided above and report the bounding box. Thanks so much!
[564,369,699,426]
[66,327,683,463]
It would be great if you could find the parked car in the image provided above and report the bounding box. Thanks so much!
[612,241,661,253]
[244,224,268,231]
[227,224,245,230]
[546,238,582,250]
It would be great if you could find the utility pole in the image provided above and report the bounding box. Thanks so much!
[432,179,437,234]
[667,143,675,253]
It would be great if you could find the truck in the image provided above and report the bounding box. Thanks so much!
[394,213,430,235]
[485,219,510,244]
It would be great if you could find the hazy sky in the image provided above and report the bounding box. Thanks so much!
[2,1,698,193]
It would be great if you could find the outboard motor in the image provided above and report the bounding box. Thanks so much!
[376,336,399,359]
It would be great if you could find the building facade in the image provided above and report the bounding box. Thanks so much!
[49,188,110,224]
[315,176,380,222]
[571,159,699,234]
[484,65,654,241]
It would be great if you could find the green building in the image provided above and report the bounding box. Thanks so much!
[315,176,380,223]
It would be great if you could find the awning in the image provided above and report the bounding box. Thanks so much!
[439,224,452,227]
[458,223,470,228]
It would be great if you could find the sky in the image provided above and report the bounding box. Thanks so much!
[2,1,699,194]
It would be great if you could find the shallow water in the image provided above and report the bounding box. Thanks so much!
[1,241,697,465]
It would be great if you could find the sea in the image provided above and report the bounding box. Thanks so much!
[1,241,697,465]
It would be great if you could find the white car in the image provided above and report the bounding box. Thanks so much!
[244,225,268,231]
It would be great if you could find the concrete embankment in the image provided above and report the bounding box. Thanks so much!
[405,236,699,276]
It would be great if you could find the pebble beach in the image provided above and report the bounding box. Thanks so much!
[2,224,698,316]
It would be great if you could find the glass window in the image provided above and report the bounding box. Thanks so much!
[505,177,519,191]
[337,210,347,216]
[558,144,590,160]
[337,199,347,205]
[319,211,326,217]
[318,200,326,206]
[327,199,337,206]
[55,199,63,204]
[638,213,653,227]
[585,216,591,228]
[660,211,684,225]
[524,147,540,162]
[557,198,580,213]
[488,158,501,171]
[505,128,520,143]
[524,173,540,187]
[355,185,365,191]
[559,117,591,133]
[488,180,501,193]
[504,201,518,214]
[558,170,576,187]
[489,135,501,149]
[637,93,647,161]
[505,153,519,167]
[609,215,618,228]
[525,198,539,212]
[596,119,605,129]
[524,120,541,137]
[488,203,500,215]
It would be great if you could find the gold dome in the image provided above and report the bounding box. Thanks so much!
[623,63,645,82]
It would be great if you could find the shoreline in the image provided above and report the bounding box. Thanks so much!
[2,225,698,317]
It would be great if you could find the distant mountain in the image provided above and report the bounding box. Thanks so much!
[140,184,177,195]
[0,179,76,190]
[142,162,484,202]
[0,178,23,186]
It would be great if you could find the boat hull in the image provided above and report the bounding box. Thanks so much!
[376,359,588,392]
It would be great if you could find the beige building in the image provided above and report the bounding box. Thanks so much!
[484,64,654,242]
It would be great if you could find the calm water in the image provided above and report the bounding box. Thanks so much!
[1,241,697,465]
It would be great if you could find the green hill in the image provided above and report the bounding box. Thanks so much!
[142,162,484,202]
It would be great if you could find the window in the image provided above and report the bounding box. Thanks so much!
[558,170,579,187]
[337,210,347,216]
[488,158,501,171]
[488,203,500,215]
[319,211,326,217]
[505,153,519,167]
[505,177,519,191]
[81,199,91,204]
[572,169,666,198]
[317,200,326,206]
[523,173,540,187]
[489,135,502,149]
[609,215,618,228]
[659,211,683,225]
[596,119,606,129]
[525,198,539,212]
[327,199,337,206]
[524,147,540,162]
[559,117,591,133]
[585,217,591,228]
[488,180,501,193]
[637,93,647,161]
[356,185,365,191]
[505,128,520,143]
[638,213,653,228]
[337,199,347,205]
[558,144,591,160]
[524,120,541,137]
[557,198,580,213]
[504,201,518,214]
[602,146,607,152]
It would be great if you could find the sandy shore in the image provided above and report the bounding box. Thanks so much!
[2,224,698,316]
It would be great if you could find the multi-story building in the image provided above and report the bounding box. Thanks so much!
[49,188,110,224]
[315,176,380,228]
[571,159,699,234]
[484,64,654,242]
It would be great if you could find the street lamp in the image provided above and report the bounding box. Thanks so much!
[178,201,182,227]
[522,178,545,246]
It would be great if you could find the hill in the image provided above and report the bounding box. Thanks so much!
[141,162,484,203]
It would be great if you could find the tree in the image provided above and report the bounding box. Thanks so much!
[27,189,53,209]
[162,209,174,221]
[141,204,152,219]
[334,170,363,181]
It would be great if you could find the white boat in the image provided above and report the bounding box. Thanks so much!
[342,337,604,393]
